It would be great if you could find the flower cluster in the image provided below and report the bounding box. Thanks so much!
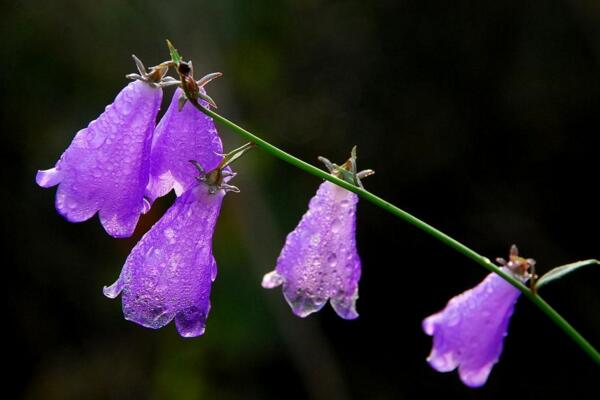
[37,43,549,388]
[37,44,376,338]
[37,51,236,337]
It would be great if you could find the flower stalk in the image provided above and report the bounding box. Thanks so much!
[189,100,600,366]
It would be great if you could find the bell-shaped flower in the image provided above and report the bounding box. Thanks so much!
[144,48,224,204]
[262,147,373,319]
[36,56,170,237]
[104,143,253,337]
[146,85,223,203]
[422,245,535,387]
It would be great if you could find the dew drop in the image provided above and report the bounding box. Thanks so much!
[149,305,167,321]
[327,253,338,267]
[164,228,176,244]
[310,233,321,247]
[331,218,341,233]
[142,198,151,214]
[86,130,107,149]
[176,307,206,337]
[445,310,460,327]
[288,292,327,318]
[67,198,78,209]
[120,105,132,116]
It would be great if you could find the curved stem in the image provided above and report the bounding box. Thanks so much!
[192,101,600,366]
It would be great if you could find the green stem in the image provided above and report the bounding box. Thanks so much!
[192,101,600,366]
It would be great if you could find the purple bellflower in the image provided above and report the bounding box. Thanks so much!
[36,56,172,238]
[146,69,224,203]
[422,245,535,387]
[104,143,252,337]
[262,147,374,319]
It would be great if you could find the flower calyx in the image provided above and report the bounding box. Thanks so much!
[496,245,538,289]
[318,146,374,189]
[166,40,222,110]
[126,55,175,88]
[190,142,255,194]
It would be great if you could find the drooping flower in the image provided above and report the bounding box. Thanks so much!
[36,57,169,238]
[145,87,223,203]
[262,147,373,319]
[422,245,534,387]
[103,182,222,337]
[104,143,252,337]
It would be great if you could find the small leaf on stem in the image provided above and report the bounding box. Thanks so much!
[537,259,599,289]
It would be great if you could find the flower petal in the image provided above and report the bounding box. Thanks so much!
[37,80,162,237]
[35,168,63,188]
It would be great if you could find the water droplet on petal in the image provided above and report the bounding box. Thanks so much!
[175,307,207,337]
[331,218,341,233]
[142,198,151,214]
[67,198,78,209]
[310,233,321,247]
[164,228,176,244]
[445,309,461,327]
[327,253,338,267]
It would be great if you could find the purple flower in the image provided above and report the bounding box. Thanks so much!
[262,148,373,319]
[104,142,253,337]
[145,88,223,203]
[103,180,225,337]
[422,245,534,387]
[36,58,167,238]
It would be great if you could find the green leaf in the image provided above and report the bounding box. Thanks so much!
[537,259,599,289]
[166,39,181,64]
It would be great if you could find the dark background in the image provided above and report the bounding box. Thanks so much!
[2,0,599,399]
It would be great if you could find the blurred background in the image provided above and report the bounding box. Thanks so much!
[2,0,599,398]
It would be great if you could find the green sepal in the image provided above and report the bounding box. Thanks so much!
[166,39,181,64]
